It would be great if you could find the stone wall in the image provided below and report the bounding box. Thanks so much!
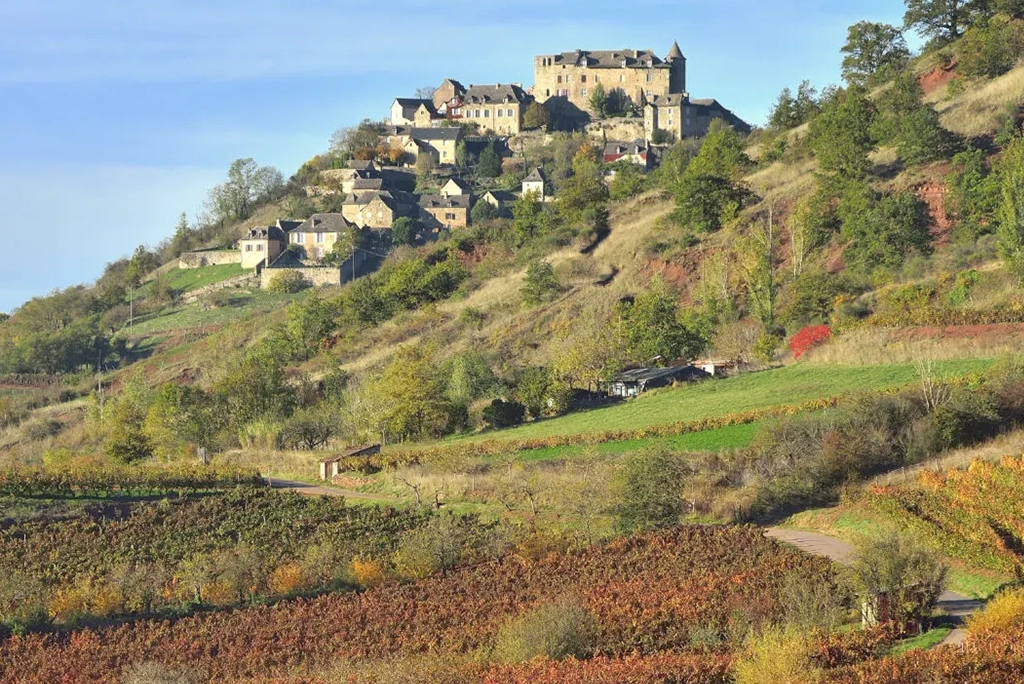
[586,118,646,144]
[261,267,342,290]
[534,59,674,111]
[178,250,239,269]
[182,274,259,304]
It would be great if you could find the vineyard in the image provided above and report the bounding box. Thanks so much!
[0,488,432,625]
[0,526,831,682]
[0,465,265,499]
[869,456,1024,573]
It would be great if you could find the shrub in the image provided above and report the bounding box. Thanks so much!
[482,399,527,429]
[22,418,63,441]
[789,325,831,359]
[966,586,1024,637]
[615,447,690,532]
[120,662,203,684]
[350,558,387,589]
[929,388,1000,449]
[733,626,824,684]
[266,271,310,294]
[851,535,947,635]
[492,598,600,663]
[267,562,305,596]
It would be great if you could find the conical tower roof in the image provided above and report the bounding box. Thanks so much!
[667,40,684,61]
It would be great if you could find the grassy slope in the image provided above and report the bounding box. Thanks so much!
[129,290,308,336]
[446,359,993,444]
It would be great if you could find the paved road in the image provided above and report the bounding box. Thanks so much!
[765,527,982,647]
[267,477,395,502]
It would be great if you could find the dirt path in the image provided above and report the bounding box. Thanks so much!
[267,477,396,502]
[765,527,982,647]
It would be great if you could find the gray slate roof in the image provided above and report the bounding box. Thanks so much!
[294,213,355,235]
[266,250,305,269]
[346,160,377,171]
[604,141,649,156]
[243,226,286,242]
[441,177,472,193]
[419,194,471,209]
[393,98,437,119]
[352,178,385,191]
[611,365,709,383]
[523,167,547,183]
[543,48,671,70]
[409,127,462,142]
[463,83,529,105]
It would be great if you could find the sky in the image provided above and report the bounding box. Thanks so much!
[0,0,909,314]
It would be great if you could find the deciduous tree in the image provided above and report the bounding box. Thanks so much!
[841,21,911,86]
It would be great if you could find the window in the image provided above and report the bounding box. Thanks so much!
[646,72,652,82]
[595,75,600,83]
[245,244,252,252]
[291,233,300,243]
[667,108,673,116]
[668,120,673,126]
[619,74,625,82]
[256,244,264,252]
[497,109,504,117]
[443,150,448,158]
[557,75,562,84]
[581,75,587,83]
[475,109,481,117]
[545,89,550,97]
[507,108,514,117]
[566,75,572,83]
[581,88,588,96]
[484,110,490,117]
[445,212,456,220]
[316,248,324,259]
[315,232,325,243]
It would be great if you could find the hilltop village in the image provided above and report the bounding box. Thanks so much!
[179,41,749,286]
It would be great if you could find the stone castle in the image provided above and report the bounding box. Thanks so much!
[533,41,748,141]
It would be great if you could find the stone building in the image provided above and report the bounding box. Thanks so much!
[391,98,438,127]
[433,78,466,111]
[643,94,751,141]
[522,167,547,197]
[419,194,471,230]
[287,213,358,261]
[459,84,530,135]
[239,225,286,269]
[533,42,686,112]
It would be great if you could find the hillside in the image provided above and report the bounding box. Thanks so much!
[5,5,1024,682]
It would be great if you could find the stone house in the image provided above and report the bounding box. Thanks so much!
[603,140,653,169]
[342,190,415,229]
[522,167,548,197]
[643,94,751,141]
[433,78,466,111]
[239,225,287,270]
[400,127,463,166]
[310,161,381,196]
[261,251,344,290]
[391,98,438,127]
[287,213,358,262]
[419,194,471,230]
[533,43,686,112]
[440,177,472,196]
[481,190,517,216]
[459,84,530,135]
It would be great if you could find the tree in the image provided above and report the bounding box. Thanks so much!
[286,292,339,361]
[481,399,527,429]
[514,366,554,419]
[998,134,1024,282]
[329,119,385,160]
[852,535,948,633]
[903,0,982,43]
[557,143,609,225]
[609,161,646,200]
[808,85,876,181]
[365,345,454,441]
[283,403,340,450]
[471,199,500,223]
[477,141,502,177]
[169,212,193,258]
[946,146,1000,235]
[415,152,436,178]
[522,102,552,131]
[672,120,754,232]
[615,447,690,532]
[616,280,710,365]
[414,85,435,99]
[144,384,220,460]
[521,260,561,307]
[321,225,365,266]
[738,208,781,329]
[768,81,821,130]
[391,216,418,246]
[104,376,153,464]
[588,82,608,117]
[841,21,911,86]
[206,158,283,222]
[511,191,546,246]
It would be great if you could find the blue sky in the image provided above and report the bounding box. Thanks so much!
[0,0,908,313]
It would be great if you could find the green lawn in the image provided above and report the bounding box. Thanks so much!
[454,359,994,443]
[144,264,247,295]
[509,422,761,462]
[129,290,310,336]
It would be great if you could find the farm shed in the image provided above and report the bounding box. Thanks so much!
[318,444,381,480]
[605,365,710,399]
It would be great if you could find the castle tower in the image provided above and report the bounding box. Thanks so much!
[666,40,687,95]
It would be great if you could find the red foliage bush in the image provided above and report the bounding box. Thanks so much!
[789,325,832,359]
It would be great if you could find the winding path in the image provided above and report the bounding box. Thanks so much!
[267,477,396,502]
[765,527,982,647]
